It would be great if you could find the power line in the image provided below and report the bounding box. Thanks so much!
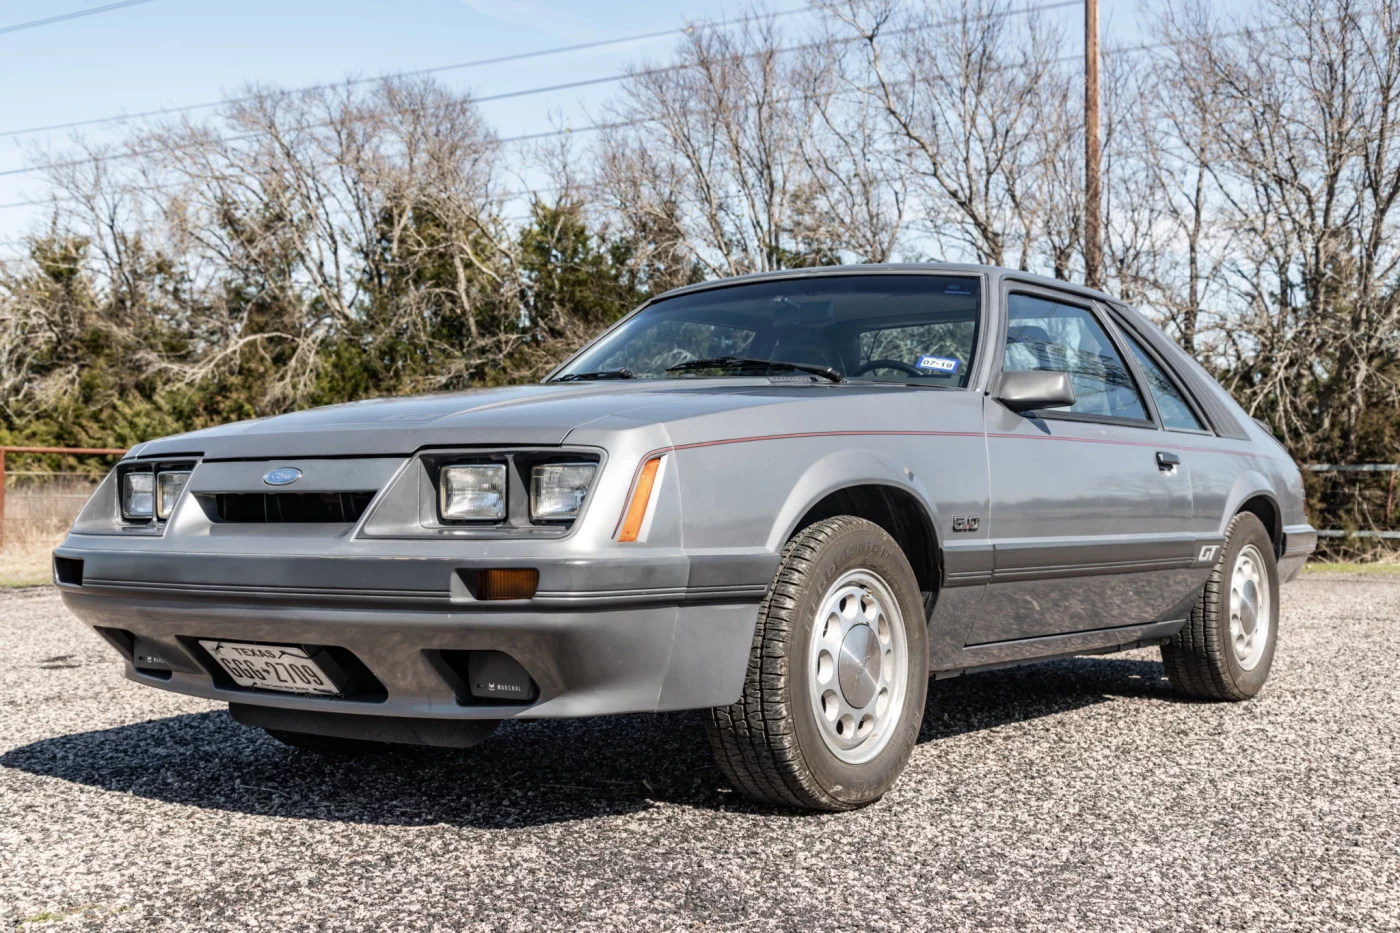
[9,0,1267,216]
[0,5,812,140]
[0,5,1261,222]
[0,0,155,37]
[0,0,1082,183]
[502,117,650,145]
[0,26,1199,213]
[496,17,1296,144]
[0,47,1114,209]
[0,63,710,188]
[0,176,607,213]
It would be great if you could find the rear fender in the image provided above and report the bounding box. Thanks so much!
[1221,471,1282,542]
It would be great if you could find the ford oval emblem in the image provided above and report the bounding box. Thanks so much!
[262,467,303,487]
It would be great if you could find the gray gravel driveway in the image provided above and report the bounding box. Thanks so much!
[2,576,1397,932]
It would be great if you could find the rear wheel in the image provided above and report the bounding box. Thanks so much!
[264,729,398,757]
[704,516,929,810]
[1162,511,1279,700]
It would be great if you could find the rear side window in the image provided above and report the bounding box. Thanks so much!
[1121,332,1206,431]
[1003,293,1149,421]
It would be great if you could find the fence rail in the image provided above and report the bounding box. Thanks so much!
[0,445,127,548]
[1316,530,1400,539]
[1307,463,1399,542]
[1307,464,1400,473]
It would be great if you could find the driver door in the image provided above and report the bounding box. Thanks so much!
[967,284,1197,645]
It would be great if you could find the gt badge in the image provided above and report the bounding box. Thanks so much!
[1198,545,1219,562]
[952,516,980,533]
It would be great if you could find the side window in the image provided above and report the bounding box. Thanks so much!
[1121,331,1206,431]
[1003,293,1149,421]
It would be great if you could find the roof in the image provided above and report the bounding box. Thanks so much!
[652,262,1123,306]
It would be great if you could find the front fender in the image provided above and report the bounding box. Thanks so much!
[764,448,940,553]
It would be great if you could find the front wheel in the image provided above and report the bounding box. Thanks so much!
[704,516,929,810]
[1161,511,1280,700]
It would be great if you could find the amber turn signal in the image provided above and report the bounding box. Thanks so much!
[618,456,662,542]
[476,568,539,600]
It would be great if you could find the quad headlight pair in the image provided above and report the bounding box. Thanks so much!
[440,462,597,523]
[121,470,191,522]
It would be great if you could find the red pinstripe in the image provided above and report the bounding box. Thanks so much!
[610,428,1264,537]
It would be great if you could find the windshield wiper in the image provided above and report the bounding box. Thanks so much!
[553,368,635,382]
[665,356,843,383]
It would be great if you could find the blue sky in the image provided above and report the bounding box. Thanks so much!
[0,0,1147,249]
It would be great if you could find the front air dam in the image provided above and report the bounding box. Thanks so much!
[230,704,500,748]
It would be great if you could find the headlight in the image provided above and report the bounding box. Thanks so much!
[156,471,190,520]
[440,464,507,521]
[530,463,597,521]
[121,472,155,521]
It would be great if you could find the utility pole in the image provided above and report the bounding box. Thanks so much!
[1084,0,1102,290]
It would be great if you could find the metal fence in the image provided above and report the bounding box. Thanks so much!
[1307,464,1400,541]
[0,446,126,548]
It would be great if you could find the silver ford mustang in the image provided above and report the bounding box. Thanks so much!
[54,264,1316,811]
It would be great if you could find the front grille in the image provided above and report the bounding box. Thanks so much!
[213,491,375,524]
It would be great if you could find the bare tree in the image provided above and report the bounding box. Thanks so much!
[31,79,525,412]
[826,0,1070,268]
[1116,2,1234,355]
[597,12,816,275]
[1175,0,1400,458]
[791,34,911,262]
[0,234,96,425]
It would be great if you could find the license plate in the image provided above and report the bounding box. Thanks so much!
[198,640,341,696]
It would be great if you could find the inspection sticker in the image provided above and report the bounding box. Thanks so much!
[916,355,960,373]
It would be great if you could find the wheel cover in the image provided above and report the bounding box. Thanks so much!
[1229,543,1272,671]
[807,569,909,764]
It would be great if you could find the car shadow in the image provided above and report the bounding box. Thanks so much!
[1,656,1175,828]
[919,655,1175,743]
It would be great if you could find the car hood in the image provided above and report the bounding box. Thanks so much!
[128,380,857,460]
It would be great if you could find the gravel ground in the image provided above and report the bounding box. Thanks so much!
[1,577,1397,933]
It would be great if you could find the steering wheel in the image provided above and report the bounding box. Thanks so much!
[851,358,925,377]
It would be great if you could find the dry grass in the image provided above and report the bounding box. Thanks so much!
[0,541,59,587]
[1,479,97,587]
[1303,561,1400,576]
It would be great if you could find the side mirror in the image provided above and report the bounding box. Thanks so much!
[994,370,1076,413]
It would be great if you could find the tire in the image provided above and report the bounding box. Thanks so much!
[704,516,930,810]
[1161,511,1280,701]
[264,729,398,757]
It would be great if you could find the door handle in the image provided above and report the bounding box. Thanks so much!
[1156,451,1181,472]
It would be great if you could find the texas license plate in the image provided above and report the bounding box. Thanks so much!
[198,640,341,696]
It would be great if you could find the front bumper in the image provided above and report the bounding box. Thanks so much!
[55,545,772,722]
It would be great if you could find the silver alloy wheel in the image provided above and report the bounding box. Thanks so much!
[807,569,909,764]
[1229,543,1272,671]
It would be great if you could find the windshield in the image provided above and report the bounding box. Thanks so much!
[552,274,981,387]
